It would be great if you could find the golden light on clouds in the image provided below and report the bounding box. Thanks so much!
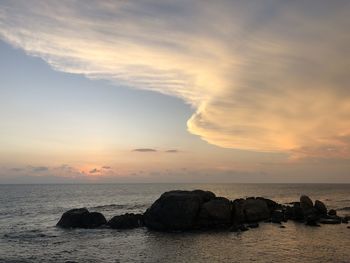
[1,0,349,159]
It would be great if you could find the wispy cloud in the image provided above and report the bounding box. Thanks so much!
[165,150,179,153]
[133,148,157,152]
[0,1,349,158]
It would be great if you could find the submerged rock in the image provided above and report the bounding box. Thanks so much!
[57,208,107,229]
[108,213,143,229]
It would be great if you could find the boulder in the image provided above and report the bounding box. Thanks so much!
[197,197,232,228]
[242,198,270,222]
[191,190,216,203]
[57,208,107,228]
[300,195,313,211]
[314,200,327,215]
[256,197,280,212]
[143,190,204,231]
[108,213,143,229]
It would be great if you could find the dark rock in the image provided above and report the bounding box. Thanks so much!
[271,210,284,224]
[247,222,259,228]
[243,198,270,222]
[319,217,341,224]
[191,190,216,203]
[256,197,280,212]
[328,209,337,216]
[108,213,143,229]
[314,200,327,215]
[347,226,350,229]
[293,202,304,221]
[232,199,245,223]
[341,217,348,224]
[279,225,286,228]
[197,197,232,228]
[143,190,203,231]
[305,214,321,227]
[57,208,106,229]
[300,195,314,219]
[239,224,249,231]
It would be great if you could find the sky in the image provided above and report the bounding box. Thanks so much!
[0,0,349,183]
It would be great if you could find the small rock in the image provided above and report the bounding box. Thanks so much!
[239,225,249,231]
[108,213,143,229]
[319,217,341,224]
[57,208,107,229]
[279,225,286,228]
[328,209,337,216]
[347,226,350,229]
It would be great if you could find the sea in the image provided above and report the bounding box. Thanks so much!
[0,183,349,263]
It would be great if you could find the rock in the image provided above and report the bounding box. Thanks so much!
[57,208,107,229]
[239,224,249,231]
[108,213,143,229]
[328,209,337,216]
[341,217,348,224]
[300,195,313,211]
[279,225,286,228]
[305,214,320,227]
[191,190,216,203]
[232,199,245,223]
[197,197,232,228]
[347,226,350,229]
[256,197,280,212]
[143,190,204,231]
[242,198,270,222]
[271,210,284,224]
[247,222,259,228]
[319,217,341,224]
[314,200,327,215]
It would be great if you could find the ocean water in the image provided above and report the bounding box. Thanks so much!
[0,183,349,263]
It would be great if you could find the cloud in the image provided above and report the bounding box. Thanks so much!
[89,168,101,174]
[0,1,349,158]
[165,150,179,153]
[133,148,157,152]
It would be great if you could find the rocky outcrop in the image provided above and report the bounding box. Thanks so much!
[57,208,107,229]
[108,213,143,229]
[57,190,346,233]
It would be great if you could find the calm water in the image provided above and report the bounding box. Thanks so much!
[0,184,349,263]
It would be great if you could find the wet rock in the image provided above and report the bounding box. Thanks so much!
[314,200,327,215]
[57,208,107,229]
[341,217,348,224]
[279,225,286,228]
[242,198,270,222]
[271,210,284,224]
[108,213,143,229]
[328,209,337,216]
[305,214,321,227]
[256,197,280,212]
[239,224,249,231]
[197,197,232,228]
[143,190,204,231]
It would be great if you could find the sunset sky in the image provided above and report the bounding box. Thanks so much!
[0,0,349,183]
